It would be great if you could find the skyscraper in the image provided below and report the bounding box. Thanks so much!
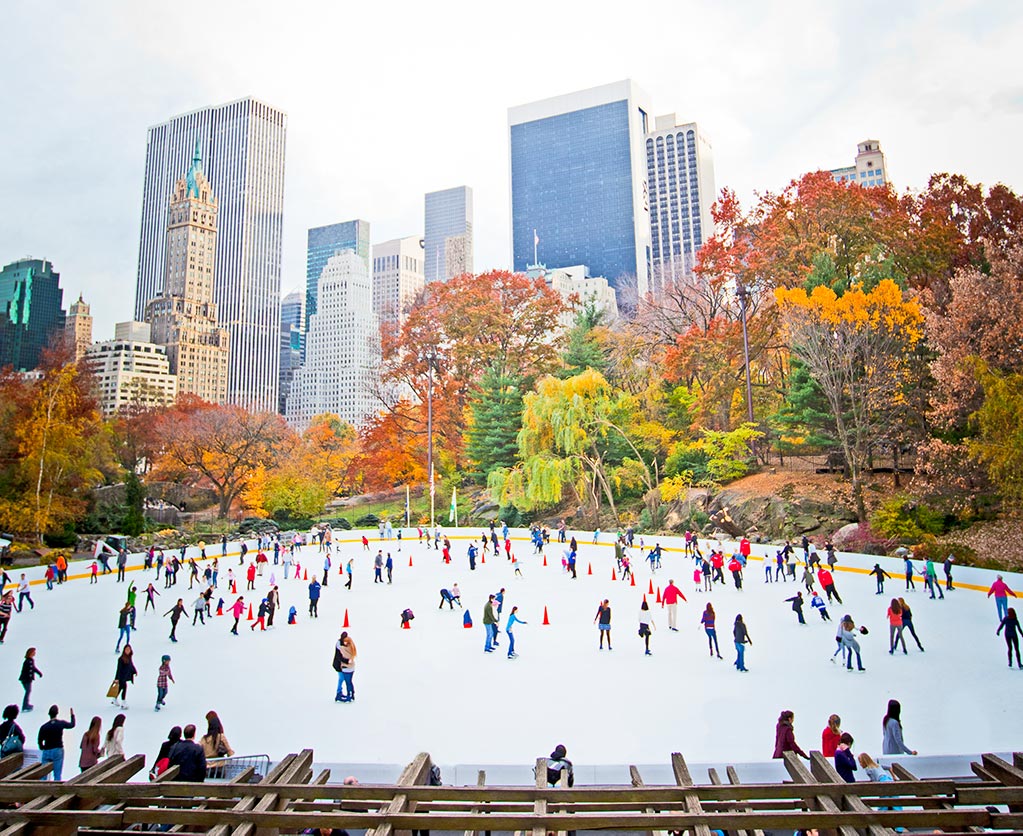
[509,80,653,299]
[830,140,889,187]
[306,220,370,332]
[286,250,380,432]
[278,290,303,415]
[134,97,287,412]
[64,294,93,363]
[84,321,178,417]
[0,258,66,371]
[372,236,424,326]
[646,115,716,293]
[145,142,230,404]
[424,187,473,283]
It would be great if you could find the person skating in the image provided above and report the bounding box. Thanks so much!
[987,575,1017,623]
[882,699,917,755]
[191,593,206,626]
[663,580,686,631]
[944,554,955,591]
[308,578,321,618]
[116,549,127,583]
[0,590,13,644]
[594,599,613,650]
[164,598,185,643]
[246,562,256,591]
[786,592,806,624]
[37,705,75,780]
[345,559,354,590]
[772,710,809,759]
[701,558,712,592]
[841,615,867,671]
[251,598,268,631]
[322,554,331,587]
[103,713,126,758]
[801,564,816,594]
[869,564,891,595]
[506,606,527,659]
[16,573,33,613]
[468,543,478,571]
[155,655,174,711]
[17,647,42,713]
[887,598,908,655]
[116,602,133,652]
[483,595,499,653]
[112,645,136,708]
[144,583,160,613]
[266,586,279,627]
[733,614,752,671]
[439,588,459,609]
[336,632,356,701]
[385,553,393,584]
[904,556,916,591]
[817,567,842,604]
[924,559,944,600]
[374,551,383,583]
[229,597,245,635]
[728,555,743,590]
[996,607,1023,668]
[700,603,722,658]
[638,600,655,655]
[810,591,831,621]
[898,597,924,651]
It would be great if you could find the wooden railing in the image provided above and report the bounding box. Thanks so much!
[0,749,1021,836]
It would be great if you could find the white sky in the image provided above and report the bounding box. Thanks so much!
[2,0,1022,340]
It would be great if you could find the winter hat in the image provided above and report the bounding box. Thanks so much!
[161,655,171,662]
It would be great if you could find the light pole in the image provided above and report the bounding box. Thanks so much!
[422,349,438,531]
[736,282,755,424]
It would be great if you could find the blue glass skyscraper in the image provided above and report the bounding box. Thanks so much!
[509,80,652,299]
[306,220,370,330]
[424,187,473,283]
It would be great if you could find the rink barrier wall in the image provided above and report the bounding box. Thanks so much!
[0,748,1022,835]
[17,528,1023,598]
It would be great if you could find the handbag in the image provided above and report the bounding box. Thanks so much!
[106,680,120,699]
[1,730,23,756]
[215,735,229,757]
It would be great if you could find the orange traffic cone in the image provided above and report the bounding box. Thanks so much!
[231,581,237,594]
[343,609,350,628]
[216,602,223,616]
[481,552,485,564]
[611,568,617,581]
[303,569,308,581]
[542,606,550,625]
[246,604,254,621]
[643,593,647,605]
[408,555,413,567]
[648,579,654,594]
[401,620,410,629]
[587,563,592,575]
[543,554,547,567]
[630,573,636,587]
[656,586,662,604]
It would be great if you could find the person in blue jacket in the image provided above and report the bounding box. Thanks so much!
[308,578,321,618]
[505,606,527,659]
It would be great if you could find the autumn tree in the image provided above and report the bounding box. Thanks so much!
[776,280,924,521]
[0,353,109,542]
[152,397,292,518]
[969,365,1023,505]
[363,270,567,488]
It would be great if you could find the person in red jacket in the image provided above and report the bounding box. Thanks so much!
[822,713,842,757]
[662,580,686,630]
[711,551,725,584]
[773,710,809,759]
[739,537,751,558]
[817,568,843,604]
[245,563,256,591]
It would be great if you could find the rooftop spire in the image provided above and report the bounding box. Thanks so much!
[186,138,203,198]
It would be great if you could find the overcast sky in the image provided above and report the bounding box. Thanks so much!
[2,0,1021,339]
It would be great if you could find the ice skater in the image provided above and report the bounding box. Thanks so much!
[887,598,908,654]
[505,606,527,659]
[898,597,924,651]
[638,600,655,655]
[733,614,752,672]
[595,599,612,650]
[700,603,721,658]
[229,597,245,635]
[996,607,1023,668]
[810,591,831,621]
[869,564,891,595]
[155,655,174,711]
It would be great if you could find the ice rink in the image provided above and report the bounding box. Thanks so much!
[2,529,1019,775]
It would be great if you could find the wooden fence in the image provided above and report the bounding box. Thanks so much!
[0,748,1022,836]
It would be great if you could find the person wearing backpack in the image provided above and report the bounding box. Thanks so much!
[545,744,574,787]
[19,647,42,712]
[0,705,25,758]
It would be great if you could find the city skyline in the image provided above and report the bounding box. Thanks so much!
[2,1,1021,340]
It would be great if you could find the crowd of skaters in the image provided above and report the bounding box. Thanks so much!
[0,519,1019,779]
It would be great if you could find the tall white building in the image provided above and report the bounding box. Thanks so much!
[84,321,178,417]
[646,115,716,294]
[372,236,424,326]
[286,250,380,431]
[830,140,889,188]
[134,97,287,412]
[424,187,473,283]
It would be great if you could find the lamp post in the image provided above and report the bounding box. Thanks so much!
[736,282,755,424]
[422,349,438,531]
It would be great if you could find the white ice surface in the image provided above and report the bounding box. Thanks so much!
[2,531,1020,776]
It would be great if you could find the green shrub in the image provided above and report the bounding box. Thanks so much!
[871,495,946,541]
[354,513,380,527]
[323,517,353,530]
[910,536,979,566]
